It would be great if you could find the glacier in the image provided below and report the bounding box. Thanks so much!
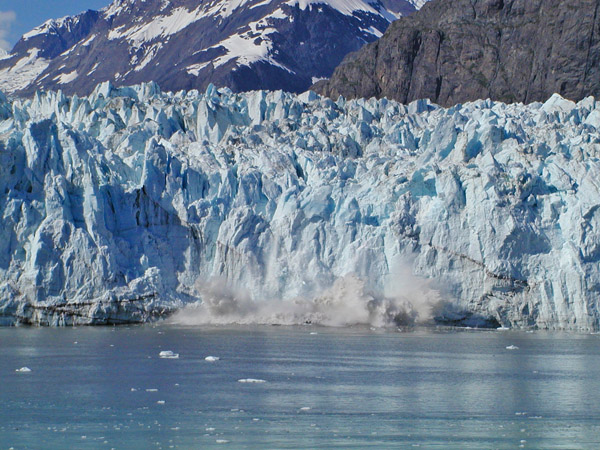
[1,83,600,329]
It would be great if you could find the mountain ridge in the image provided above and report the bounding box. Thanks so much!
[0,0,423,97]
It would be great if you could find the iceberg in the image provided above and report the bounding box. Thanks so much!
[1,82,600,329]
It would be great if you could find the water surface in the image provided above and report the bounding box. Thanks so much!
[1,325,599,449]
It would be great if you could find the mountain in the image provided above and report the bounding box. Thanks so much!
[1,83,600,328]
[0,0,425,97]
[314,0,600,106]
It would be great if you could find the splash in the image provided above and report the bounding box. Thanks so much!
[169,267,442,327]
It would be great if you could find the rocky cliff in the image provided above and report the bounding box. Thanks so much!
[314,0,600,106]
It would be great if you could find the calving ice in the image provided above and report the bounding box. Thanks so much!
[0,82,599,329]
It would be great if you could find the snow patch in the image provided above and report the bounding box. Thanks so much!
[0,48,49,94]
[108,6,205,46]
[56,70,78,84]
[288,0,378,17]
[187,61,212,76]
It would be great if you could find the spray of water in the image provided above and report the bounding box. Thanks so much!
[169,264,442,328]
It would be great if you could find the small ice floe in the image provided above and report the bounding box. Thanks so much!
[146,388,158,392]
[130,388,138,392]
[237,378,266,383]
[205,356,220,362]
[299,407,311,411]
[159,350,179,359]
[506,345,519,350]
[206,427,216,432]
[15,367,32,373]
[157,400,165,405]
[216,440,229,444]
[497,326,510,330]
[309,332,318,335]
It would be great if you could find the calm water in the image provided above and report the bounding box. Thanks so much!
[1,325,600,449]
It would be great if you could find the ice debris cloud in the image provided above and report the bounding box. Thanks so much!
[1,82,600,329]
[170,271,440,327]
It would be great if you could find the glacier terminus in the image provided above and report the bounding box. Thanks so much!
[1,83,600,329]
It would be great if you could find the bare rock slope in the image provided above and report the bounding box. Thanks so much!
[314,0,600,106]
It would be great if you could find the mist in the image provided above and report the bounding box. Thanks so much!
[169,262,442,327]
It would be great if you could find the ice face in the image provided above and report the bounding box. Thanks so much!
[1,83,600,329]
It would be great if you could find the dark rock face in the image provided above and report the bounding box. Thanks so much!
[0,0,422,97]
[314,0,600,106]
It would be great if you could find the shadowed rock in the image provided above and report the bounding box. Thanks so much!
[314,0,600,106]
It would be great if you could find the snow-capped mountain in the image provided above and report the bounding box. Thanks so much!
[0,0,423,96]
[1,82,600,328]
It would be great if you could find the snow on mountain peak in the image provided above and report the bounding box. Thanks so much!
[22,16,72,41]
[108,6,205,45]
[288,0,380,16]
[0,0,428,96]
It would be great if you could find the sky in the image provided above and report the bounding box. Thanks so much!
[0,0,112,51]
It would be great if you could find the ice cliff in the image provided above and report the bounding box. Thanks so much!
[1,83,600,328]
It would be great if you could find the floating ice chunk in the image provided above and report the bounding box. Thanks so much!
[15,367,32,373]
[216,440,229,444]
[309,332,318,335]
[146,388,158,392]
[205,356,220,362]
[159,350,179,359]
[237,378,266,383]
[300,407,311,411]
[157,400,165,404]
[497,327,510,331]
[131,388,138,392]
[506,345,519,350]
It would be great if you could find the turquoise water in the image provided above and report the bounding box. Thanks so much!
[1,325,600,449]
